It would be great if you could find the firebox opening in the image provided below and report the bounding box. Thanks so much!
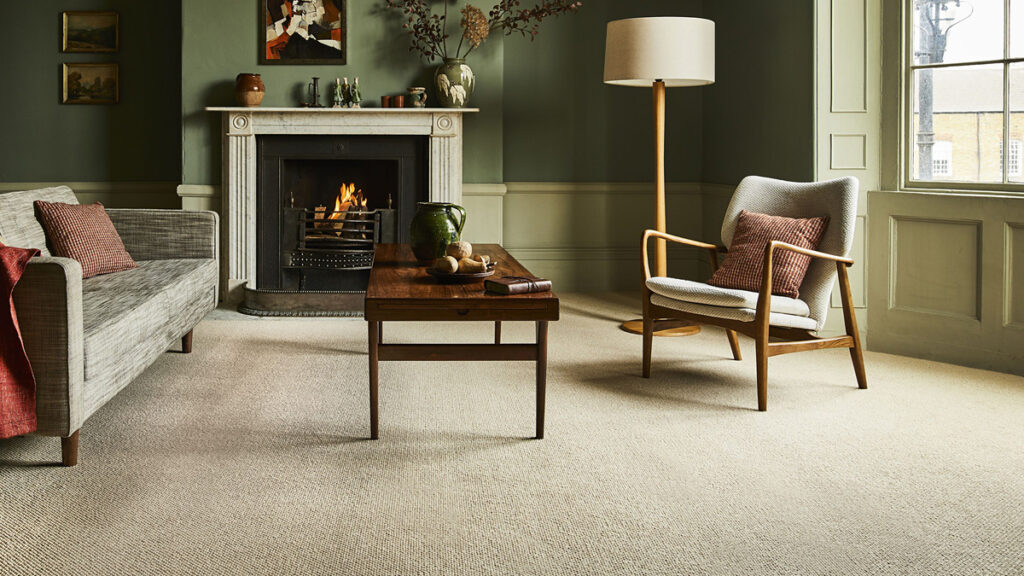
[282,159,398,214]
[256,135,428,300]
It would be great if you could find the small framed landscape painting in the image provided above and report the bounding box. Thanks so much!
[62,63,119,105]
[62,11,119,52]
[262,0,346,64]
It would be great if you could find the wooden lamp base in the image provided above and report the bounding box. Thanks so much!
[620,319,701,337]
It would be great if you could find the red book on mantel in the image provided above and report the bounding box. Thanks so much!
[485,276,552,295]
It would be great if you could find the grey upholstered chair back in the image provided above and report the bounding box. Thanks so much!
[720,176,859,331]
[0,186,79,256]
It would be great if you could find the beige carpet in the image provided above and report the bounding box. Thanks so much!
[1,293,1022,575]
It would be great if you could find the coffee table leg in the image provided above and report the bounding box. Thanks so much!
[536,321,548,439]
[368,321,379,439]
[495,321,502,344]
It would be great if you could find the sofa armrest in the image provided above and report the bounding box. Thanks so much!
[106,209,219,261]
[11,256,85,437]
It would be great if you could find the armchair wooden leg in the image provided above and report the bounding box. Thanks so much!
[726,330,742,361]
[61,430,79,467]
[181,330,193,354]
[837,264,868,389]
[755,335,768,411]
[642,315,654,378]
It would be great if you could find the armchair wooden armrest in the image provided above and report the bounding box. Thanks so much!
[641,229,721,280]
[754,240,855,329]
[767,241,854,266]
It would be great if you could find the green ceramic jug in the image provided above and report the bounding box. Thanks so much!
[409,202,467,262]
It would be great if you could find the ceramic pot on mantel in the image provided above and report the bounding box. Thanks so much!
[235,73,265,107]
[410,202,467,262]
[434,58,475,108]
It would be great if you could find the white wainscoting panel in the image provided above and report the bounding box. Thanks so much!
[830,134,868,170]
[502,182,711,293]
[891,217,981,321]
[869,191,1024,375]
[830,0,868,113]
[461,184,505,245]
[1006,223,1024,329]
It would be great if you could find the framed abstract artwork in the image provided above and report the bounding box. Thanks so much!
[62,11,119,53]
[262,0,346,64]
[62,63,119,105]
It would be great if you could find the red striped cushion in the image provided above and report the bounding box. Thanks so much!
[709,210,828,299]
[34,201,136,279]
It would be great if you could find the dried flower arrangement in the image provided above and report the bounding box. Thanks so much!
[385,0,583,61]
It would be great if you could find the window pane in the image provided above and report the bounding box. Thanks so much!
[914,0,1003,65]
[1009,64,1024,182]
[912,65,1003,183]
[1012,0,1024,57]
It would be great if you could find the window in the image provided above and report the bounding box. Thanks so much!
[932,140,953,177]
[907,1,1024,188]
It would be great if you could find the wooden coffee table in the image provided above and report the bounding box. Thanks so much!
[364,244,559,439]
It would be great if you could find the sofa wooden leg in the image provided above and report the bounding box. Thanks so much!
[61,431,79,467]
[182,330,193,354]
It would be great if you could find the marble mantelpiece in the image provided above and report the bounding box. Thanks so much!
[208,107,478,301]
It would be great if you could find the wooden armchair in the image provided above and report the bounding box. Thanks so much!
[641,176,867,411]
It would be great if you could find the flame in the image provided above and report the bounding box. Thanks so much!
[328,183,367,219]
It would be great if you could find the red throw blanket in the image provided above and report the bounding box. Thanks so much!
[0,242,39,438]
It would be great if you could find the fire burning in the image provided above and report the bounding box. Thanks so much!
[313,183,369,237]
[327,183,367,220]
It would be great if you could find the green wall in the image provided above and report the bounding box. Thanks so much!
[702,0,815,184]
[0,0,181,183]
[180,0,503,185]
[502,0,705,182]
[0,2,815,192]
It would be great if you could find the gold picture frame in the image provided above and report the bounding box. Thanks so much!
[62,63,119,105]
[62,11,119,53]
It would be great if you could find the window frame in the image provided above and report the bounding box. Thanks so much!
[902,0,1024,195]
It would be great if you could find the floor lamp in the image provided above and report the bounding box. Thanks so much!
[603,16,716,336]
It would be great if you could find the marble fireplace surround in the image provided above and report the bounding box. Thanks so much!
[208,107,477,301]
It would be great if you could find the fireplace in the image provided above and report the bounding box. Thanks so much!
[246,134,428,315]
[210,107,475,306]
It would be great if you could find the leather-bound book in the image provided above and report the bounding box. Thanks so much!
[484,275,552,295]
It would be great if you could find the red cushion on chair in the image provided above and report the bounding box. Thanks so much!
[34,201,136,279]
[709,210,828,299]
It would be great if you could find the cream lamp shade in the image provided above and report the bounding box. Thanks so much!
[603,17,715,87]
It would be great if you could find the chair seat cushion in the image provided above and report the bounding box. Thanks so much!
[650,293,818,331]
[646,277,811,317]
[709,210,828,298]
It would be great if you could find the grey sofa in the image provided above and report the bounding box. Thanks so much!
[0,186,218,466]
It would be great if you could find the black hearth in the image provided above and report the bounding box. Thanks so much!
[247,135,428,315]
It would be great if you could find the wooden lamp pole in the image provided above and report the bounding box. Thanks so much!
[653,79,667,278]
[620,80,700,336]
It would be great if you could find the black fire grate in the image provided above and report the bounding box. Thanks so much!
[282,207,386,271]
